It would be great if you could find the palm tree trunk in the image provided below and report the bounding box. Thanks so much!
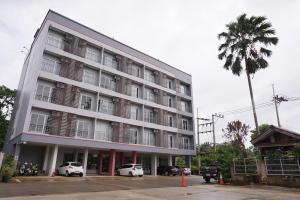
[246,71,260,135]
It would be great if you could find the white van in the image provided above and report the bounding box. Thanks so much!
[117,164,144,177]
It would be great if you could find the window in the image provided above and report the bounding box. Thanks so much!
[128,63,140,77]
[85,46,100,63]
[167,115,173,127]
[83,68,97,85]
[35,84,54,102]
[129,128,139,144]
[80,94,92,110]
[76,120,90,138]
[29,113,49,133]
[103,53,118,69]
[143,129,155,146]
[144,88,155,102]
[182,119,188,130]
[168,97,172,107]
[183,137,189,150]
[101,74,116,91]
[42,55,61,75]
[179,85,186,94]
[166,79,172,89]
[47,31,64,49]
[95,121,112,141]
[144,69,155,82]
[130,105,139,120]
[168,134,174,148]
[181,101,186,112]
[144,109,154,123]
[131,85,139,98]
[98,97,114,115]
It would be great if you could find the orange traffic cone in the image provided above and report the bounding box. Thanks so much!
[181,173,186,187]
[219,173,224,185]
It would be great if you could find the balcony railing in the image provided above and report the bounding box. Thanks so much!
[35,94,56,103]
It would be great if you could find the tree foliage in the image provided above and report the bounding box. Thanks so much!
[250,124,270,140]
[222,120,250,152]
[218,13,278,76]
[175,156,186,168]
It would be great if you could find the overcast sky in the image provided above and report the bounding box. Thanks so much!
[0,0,299,146]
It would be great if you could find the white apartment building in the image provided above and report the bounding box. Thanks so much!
[4,10,195,176]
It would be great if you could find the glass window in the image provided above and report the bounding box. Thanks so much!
[80,94,92,110]
[29,113,49,133]
[144,109,154,123]
[95,121,112,141]
[168,134,174,148]
[182,119,188,130]
[42,55,61,75]
[168,97,172,107]
[130,105,139,120]
[103,53,118,69]
[98,97,114,115]
[47,31,64,49]
[76,120,90,138]
[101,74,116,91]
[129,128,138,144]
[144,89,155,102]
[168,116,173,127]
[86,46,100,63]
[128,63,140,77]
[35,84,54,103]
[181,101,186,112]
[131,85,139,98]
[143,129,155,146]
[179,85,185,94]
[83,68,97,85]
[183,137,189,150]
[144,69,155,82]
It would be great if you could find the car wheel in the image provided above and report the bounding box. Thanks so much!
[138,175,143,177]
[79,173,83,177]
[65,170,69,177]
[129,171,133,177]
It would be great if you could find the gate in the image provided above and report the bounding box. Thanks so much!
[233,158,258,174]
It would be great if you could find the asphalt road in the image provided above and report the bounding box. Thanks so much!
[0,175,206,198]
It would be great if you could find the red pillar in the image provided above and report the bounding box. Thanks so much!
[132,151,137,164]
[98,151,103,175]
[120,152,125,167]
[108,150,116,176]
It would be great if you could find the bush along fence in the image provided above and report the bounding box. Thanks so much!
[231,156,300,187]
[0,154,16,182]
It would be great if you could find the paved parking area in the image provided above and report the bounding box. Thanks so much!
[0,175,300,200]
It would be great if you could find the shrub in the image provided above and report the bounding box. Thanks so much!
[0,154,16,182]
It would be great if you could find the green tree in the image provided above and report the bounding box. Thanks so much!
[218,14,278,134]
[250,124,270,140]
[222,120,250,153]
[0,85,16,150]
[175,156,186,168]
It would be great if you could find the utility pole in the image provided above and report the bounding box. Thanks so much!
[272,84,281,127]
[212,113,224,151]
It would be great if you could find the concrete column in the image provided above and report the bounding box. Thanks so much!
[98,151,103,175]
[132,151,137,164]
[120,152,125,167]
[168,155,173,166]
[42,145,50,173]
[14,143,21,162]
[74,149,79,162]
[151,154,158,176]
[48,144,58,176]
[83,148,88,176]
[109,150,116,176]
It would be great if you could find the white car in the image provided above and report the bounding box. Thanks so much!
[58,162,83,177]
[117,164,144,177]
[182,167,191,175]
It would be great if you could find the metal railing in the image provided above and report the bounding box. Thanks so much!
[265,157,300,176]
[233,158,258,174]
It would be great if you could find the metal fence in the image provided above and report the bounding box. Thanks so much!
[265,157,300,176]
[233,158,258,174]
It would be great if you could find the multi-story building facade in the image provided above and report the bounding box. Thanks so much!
[4,10,195,176]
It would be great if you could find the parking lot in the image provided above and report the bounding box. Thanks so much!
[0,175,300,200]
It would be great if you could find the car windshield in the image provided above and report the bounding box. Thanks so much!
[71,162,82,167]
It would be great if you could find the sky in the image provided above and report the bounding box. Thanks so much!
[0,0,299,146]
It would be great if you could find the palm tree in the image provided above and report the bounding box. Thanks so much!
[218,14,278,134]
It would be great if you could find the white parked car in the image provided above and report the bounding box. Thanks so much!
[182,167,191,175]
[58,162,83,177]
[117,164,144,177]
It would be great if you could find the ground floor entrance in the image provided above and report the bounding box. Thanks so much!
[15,143,192,176]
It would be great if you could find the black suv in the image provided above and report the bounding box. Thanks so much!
[157,166,180,176]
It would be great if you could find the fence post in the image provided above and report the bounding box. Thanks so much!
[279,158,284,175]
[244,158,247,174]
[264,158,268,175]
